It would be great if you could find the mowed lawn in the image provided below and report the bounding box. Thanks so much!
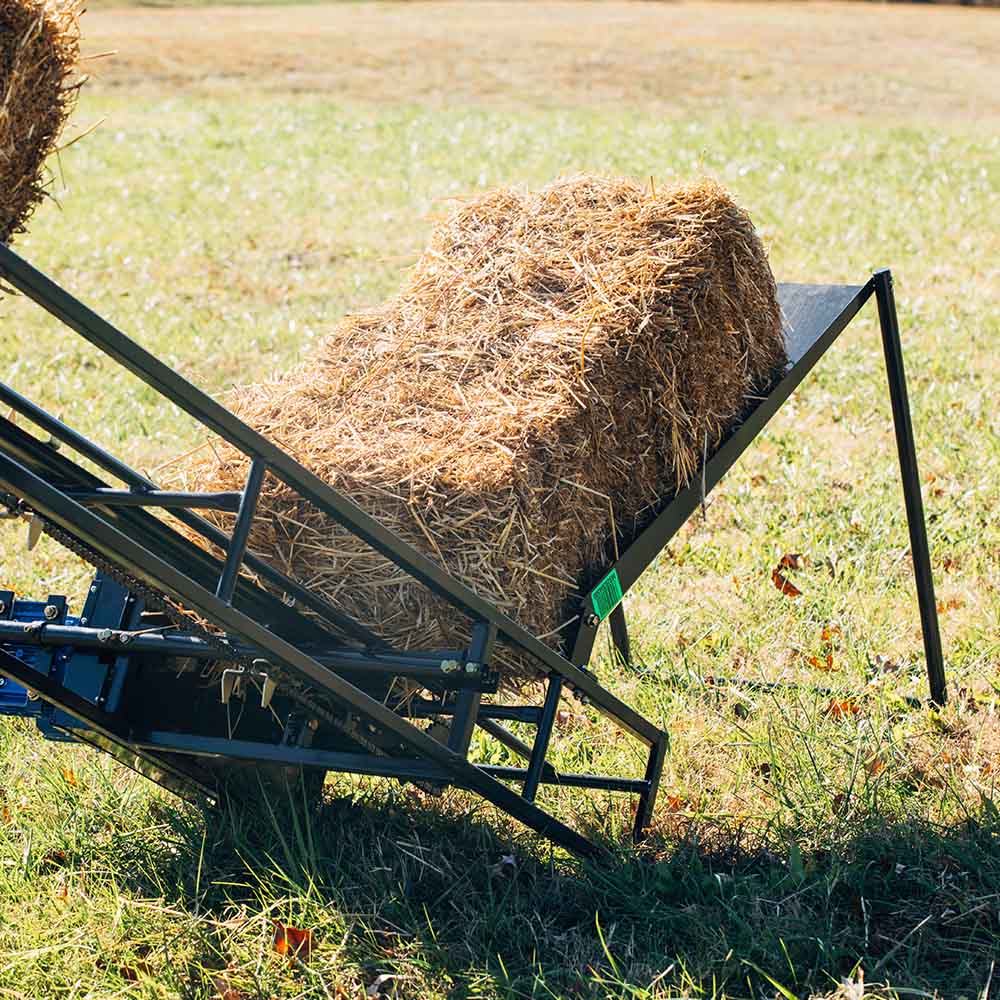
[1,3,999,998]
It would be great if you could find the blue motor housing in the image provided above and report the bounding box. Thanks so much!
[0,575,135,742]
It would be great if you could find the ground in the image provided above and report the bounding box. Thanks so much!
[1,2,999,998]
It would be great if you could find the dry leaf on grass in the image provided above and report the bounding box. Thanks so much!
[272,920,313,961]
[826,699,861,720]
[771,567,802,598]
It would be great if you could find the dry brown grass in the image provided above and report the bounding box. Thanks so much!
[0,0,82,243]
[184,175,785,683]
[75,1,1000,124]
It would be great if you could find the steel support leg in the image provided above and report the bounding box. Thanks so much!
[609,604,631,667]
[632,734,666,843]
[522,675,562,802]
[874,270,946,705]
[448,622,493,755]
[216,456,265,604]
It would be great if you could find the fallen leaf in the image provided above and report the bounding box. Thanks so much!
[866,756,886,777]
[936,597,964,614]
[273,920,313,962]
[664,794,687,813]
[808,653,836,672]
[771,567,802,598]
[779,553,807,570]
[826,699,861,720]
[821,625,842,643]
[61,768,77,787]
[943,557,958,573]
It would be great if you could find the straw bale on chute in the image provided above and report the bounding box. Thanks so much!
[186,176,787,685]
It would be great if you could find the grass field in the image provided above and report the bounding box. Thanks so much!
[2,2,999,998]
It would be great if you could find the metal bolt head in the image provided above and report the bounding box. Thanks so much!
[0,600,5,614]
[440,659,462,674]
[97,628,113,642]
[465,661,481,675]
[586,613,600,628]
[43,604,59,621]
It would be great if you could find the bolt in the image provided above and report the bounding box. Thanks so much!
[465,661,481,675]
[0,600,5,614]
[119,632,133,645]
[43,604,59,621]
[585,613,600,628]
[0,677,6,687]
[440,659,462,674]
[97,628,113,643]
[308,718,320,732]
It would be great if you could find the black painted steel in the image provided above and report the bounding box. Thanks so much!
[565,282,871,672]
[66,488,243,512]
[523,676,563,802]
[216,456,265,603]
[632,735,667,842]
[609,605,630,667]
[874,270,947,705]
[135,731,647,793]
[0,619,496,688]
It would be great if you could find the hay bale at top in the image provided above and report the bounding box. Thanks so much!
[0,0,82,244]
[186,176,786,685]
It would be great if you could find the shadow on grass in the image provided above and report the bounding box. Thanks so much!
[95,775,1000,999]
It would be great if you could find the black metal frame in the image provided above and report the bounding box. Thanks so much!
[0,243,946,857]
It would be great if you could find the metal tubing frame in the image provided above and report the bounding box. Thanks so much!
[873,269,947,705]
[0,619,493,689]
[215,457,265,604]
[65,488,243,512]
[0,243,948,854]
[133,731,647,794]
[0,451,603,856]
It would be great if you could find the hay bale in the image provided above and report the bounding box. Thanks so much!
[187,176,786,684]
[0,0,82,244]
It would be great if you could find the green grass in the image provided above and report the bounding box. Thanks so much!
[2,64,1000,1000]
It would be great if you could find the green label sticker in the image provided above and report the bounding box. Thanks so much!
[589,569,623,622]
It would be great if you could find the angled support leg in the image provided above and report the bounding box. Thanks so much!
[216,456,266,604]
[874,269,946,706]
[448,621,493,755]
[522,674,563,802]
[632,733,667,843]
[609,604,631,668]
